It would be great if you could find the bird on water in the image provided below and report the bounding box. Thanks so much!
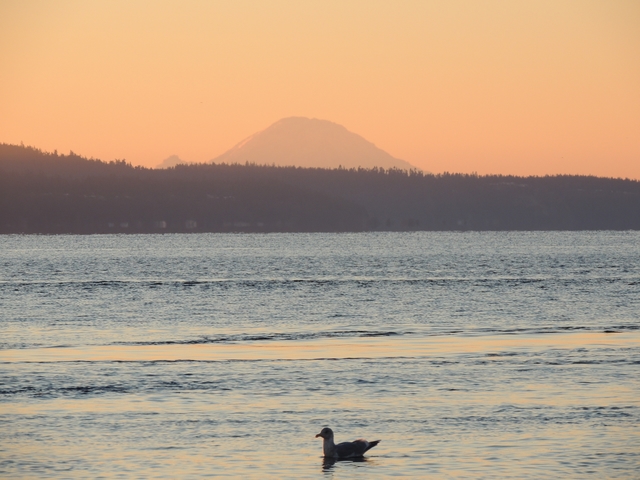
[315,427,380,458]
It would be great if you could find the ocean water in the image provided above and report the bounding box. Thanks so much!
[1,232,639,478]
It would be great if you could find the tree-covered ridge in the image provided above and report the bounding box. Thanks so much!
[2,143,639,233]
[0,143,136,177]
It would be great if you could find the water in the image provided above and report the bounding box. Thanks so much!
[1,232,639,478]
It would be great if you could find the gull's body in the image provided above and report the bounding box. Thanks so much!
[315,427,380,459]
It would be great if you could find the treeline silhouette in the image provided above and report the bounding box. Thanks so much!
[2,143,640,233]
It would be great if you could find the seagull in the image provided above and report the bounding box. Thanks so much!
[315,427,380,458]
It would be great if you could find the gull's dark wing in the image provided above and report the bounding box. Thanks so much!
[335,439,379,458]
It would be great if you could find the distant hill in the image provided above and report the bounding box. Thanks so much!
[155,155,189,169]
[211,117,419,171]
[2,143,640,233]
[0,143,134,177]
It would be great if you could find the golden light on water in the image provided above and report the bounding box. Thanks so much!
[4,331,638,363]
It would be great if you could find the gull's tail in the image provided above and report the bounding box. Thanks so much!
[365,440,380,453]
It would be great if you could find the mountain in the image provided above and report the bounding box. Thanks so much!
[156,155,188,169]
[210,117,419,171]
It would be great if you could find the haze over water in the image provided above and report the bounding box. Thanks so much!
[1,232,639,478]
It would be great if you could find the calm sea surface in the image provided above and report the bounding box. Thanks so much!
[1,232,639,478]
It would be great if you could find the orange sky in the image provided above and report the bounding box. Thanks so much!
[1,0,639,177]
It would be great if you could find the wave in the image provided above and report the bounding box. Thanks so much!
[2,354,639,400]
[116,329,404,346]
[4,324,638,351]
[1,275,639,289]
[112,324,640,347]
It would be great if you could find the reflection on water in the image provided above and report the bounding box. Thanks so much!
[321,456,371,474]
[1,232,639,478]
[2,331,638,364]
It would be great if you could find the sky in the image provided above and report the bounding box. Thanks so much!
[1,0,639,178]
